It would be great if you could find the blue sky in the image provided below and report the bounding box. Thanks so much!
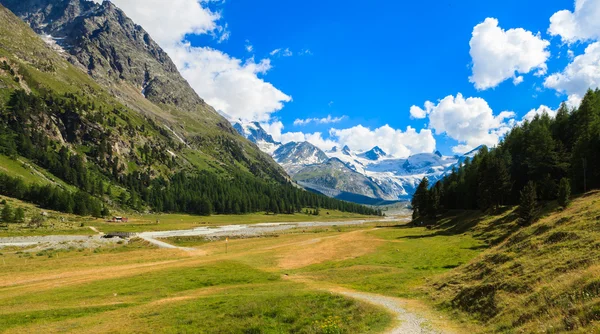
[106,0,600,156]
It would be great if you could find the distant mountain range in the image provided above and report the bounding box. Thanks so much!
[234,121,481,204]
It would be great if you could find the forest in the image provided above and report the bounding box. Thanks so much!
[412,88,600,223]
[0,89,381,217]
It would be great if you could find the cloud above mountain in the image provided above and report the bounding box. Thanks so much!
[95,0,291,122]
[263,121,436,158]
[293,115,347,126]
[411,93,516,153]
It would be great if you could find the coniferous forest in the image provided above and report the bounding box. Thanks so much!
[412,88,600,222]
[0,89,381,217]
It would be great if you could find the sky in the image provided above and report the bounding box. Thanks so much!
[97,0,600,157]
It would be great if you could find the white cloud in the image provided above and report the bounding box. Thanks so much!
[261,122,435,157]
[469,18,550,90]
[548,0,600,43]
[293,115,347,126]
[95,0,222,46]
[96,0,290,122]
[245,40,253,53]
[329,125,436,157]
[522,105,557,123]
[299,49,313,56]
[513,76,524,85]
[567,94,583,109]
[270,48,293,57]
[544,42,600,110]
[411,93,516,153]
[171,44,292,121]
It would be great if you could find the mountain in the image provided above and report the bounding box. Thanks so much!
[273,142,328,173]
[294,158,391,200]
[0,2,382,217]
[0,0,288,183]
[234,120,475,204]
[359,146,387,161]
[233,121,280,154]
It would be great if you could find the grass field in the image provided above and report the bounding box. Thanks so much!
[0,215,485,333]
[3,193,597,332]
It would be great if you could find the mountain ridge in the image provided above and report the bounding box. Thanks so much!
[233,120,476,203]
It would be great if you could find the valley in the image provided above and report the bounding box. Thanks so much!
[0,0,599,333]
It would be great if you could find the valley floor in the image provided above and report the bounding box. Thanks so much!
[2,192,598,333]
[0,216,481,333]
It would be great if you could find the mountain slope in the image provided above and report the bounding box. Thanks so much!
[0,0,288,182]
[294,158,392,200]
[0,3,382,217]
[427,192,600,333]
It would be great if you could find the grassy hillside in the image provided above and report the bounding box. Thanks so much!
[0,4,380,219]
[426,192,600,333]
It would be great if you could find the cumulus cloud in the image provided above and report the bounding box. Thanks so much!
[171,44,292,121]
[410,93,516,153]
[293,115,347,126]
[521,105,557,123]
[329,125,436,157]
[261,122,435,158]
[544,42,600,110]
[469,18,550,90]
[93,0,222,46]
[548,0,600,43]
[96,0,291,121]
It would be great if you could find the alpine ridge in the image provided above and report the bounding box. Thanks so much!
[234,120,479,203]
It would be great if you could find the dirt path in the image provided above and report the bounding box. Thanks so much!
[285,274,451,334]
[339,290,441,334]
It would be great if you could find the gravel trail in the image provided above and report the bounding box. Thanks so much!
[339,291,440,334]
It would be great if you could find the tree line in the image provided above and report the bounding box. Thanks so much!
[0,89,381,217]
[412,88,600,225]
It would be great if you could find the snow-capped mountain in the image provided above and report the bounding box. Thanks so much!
[232,121,280,154]
[233,121,476,204]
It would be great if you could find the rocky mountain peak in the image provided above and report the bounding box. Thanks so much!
[1,0,211,114]
[361,146,387,160]
[341,145,352,155]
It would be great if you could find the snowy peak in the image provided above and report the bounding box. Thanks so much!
[233,121,279,145]
[463,145,484,158]
[360,146,387,161]
[341,145,352,155]
[273,142,328,167]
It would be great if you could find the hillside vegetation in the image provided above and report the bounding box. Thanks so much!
[412,89,600,220]
[425,192,600,333]
[0,3,379,219]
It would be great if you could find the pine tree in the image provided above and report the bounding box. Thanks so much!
[411,177,429,221]
[518,181,538,226]
[557,178,571,208]
[14,207,25,223]
[1,203,13,223]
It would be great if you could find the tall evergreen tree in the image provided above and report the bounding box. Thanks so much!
[557,178,571,208]
[518,181,538,226]
[1,203,13,223]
